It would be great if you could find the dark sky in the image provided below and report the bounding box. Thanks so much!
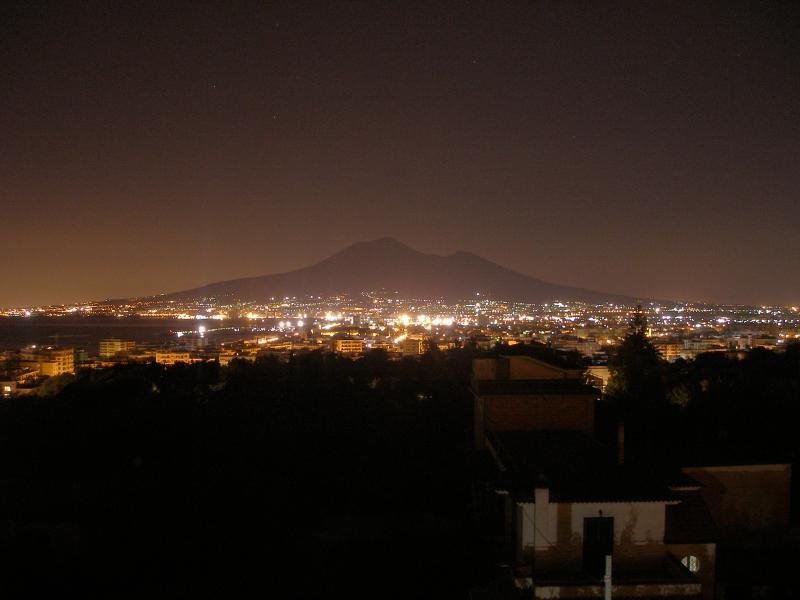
[3,1,799,307]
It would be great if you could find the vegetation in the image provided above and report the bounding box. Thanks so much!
[0,338,798,595]
[0,349,487,597]
[605,309,800,466]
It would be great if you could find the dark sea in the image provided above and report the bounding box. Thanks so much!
[0,317,266,354]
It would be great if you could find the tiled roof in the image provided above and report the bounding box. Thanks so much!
[490,430,675,502]
[473,379,600,397]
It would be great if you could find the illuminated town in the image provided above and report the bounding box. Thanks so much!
[2,293,798,394]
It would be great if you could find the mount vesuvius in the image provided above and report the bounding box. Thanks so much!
[167,238,634,304]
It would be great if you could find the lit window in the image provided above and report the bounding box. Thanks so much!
[681,555,700,573]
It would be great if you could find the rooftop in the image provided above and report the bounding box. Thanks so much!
[664,490,718,544]
[490,430,675,502]
[473,379,600,397]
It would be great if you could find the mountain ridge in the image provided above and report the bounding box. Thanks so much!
[165,238,636,304]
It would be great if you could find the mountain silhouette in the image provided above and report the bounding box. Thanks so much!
[167,237,633,303]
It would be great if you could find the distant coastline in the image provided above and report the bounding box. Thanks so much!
[0,316,260,353]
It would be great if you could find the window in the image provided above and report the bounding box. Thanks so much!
[681,555,700,573]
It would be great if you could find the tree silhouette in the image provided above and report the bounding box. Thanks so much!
[605,305,670,464]
[606,305,664,408]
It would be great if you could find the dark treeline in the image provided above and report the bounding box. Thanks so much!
[0,349,491,598]
[603,327,800,469]
[0,339,799,596]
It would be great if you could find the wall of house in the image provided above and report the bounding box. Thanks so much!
[682,464,791,542]
[517,499,669,572]
[484,395,595,434]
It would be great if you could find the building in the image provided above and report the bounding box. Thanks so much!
[1,380,16,397]
[472,355,717,599]
[217,350,240,366]
[654,341,683,362]
[552,336,599,357]
[473,355,585,382]
[19,347,75,377]
[472,336,496,352]
[74,348,90,365]
[471,356,595,450]
[681,463,796,598]
[332,338,364,355]
[98,339,136,358]
[401,337,424,356]
[586,365,611,392]
[177,335,209,351]
[126,350,158,363]
[11,366,39,384]
[484,433,717,599]
[40,348,75,376]
[155,351,191,366]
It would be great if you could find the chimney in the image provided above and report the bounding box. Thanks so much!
[616,422,625,466]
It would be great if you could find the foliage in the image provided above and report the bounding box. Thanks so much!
[36,372,76,396]
[493,340,589,369]
[662,343,800,463]
[605,329,665,409]
[605,307,671,466]
[0,346,488,597]
[3,340,800,594]
[606,306,665,409]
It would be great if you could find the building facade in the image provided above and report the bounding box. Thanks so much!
[401,337,424,356]
[155,351,191,366]
[19,347,75,377]
[98,339,136,358]
[332,338,364,355]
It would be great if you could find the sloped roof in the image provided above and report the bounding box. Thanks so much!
[490,430,674,502]
[664,491,718,543]
[473,379,599,396]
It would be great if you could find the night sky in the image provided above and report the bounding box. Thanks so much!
[3,1,798,307]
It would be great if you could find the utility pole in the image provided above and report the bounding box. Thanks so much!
[603,555,612,600]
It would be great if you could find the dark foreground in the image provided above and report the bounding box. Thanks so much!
[1,343,800,597]
[0,351,492,598]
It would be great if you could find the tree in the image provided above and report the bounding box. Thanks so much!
[36,373,75,397]
[606,305,664,409]
[605,306,669,464]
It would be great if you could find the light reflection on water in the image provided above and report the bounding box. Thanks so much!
[0,318,269,353]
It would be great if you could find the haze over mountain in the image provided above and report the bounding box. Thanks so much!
[167,238,634,304]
